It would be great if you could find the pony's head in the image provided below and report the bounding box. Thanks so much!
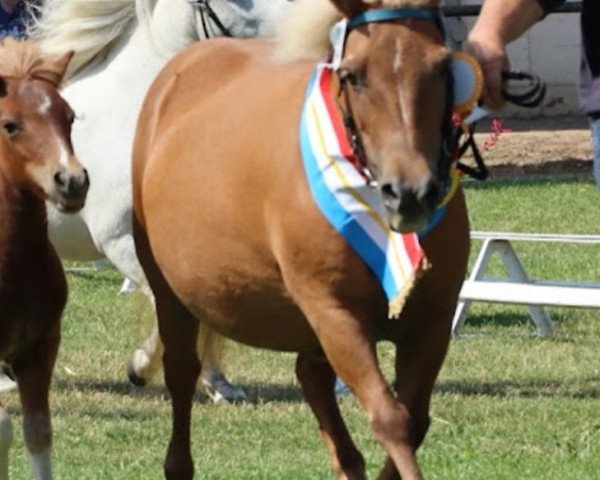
[333,0,452,232]
[0,39,89,212]
[279,0,453,233]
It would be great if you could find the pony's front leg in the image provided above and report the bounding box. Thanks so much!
[0,401,13,480]
[295,354,365,480]
[299,303,423,480]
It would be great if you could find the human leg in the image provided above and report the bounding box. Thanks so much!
[590,117,600,193]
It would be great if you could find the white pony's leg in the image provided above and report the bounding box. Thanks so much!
[126,323,164,387]
[197,328,247,403]
[0,403,13,480]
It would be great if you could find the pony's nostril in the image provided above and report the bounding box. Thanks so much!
[380,182,401,211]
[380,182,398,200]
[68,174,89,197]
[54,171,66,187]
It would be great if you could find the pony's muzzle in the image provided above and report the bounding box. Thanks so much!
[379,177,441,233]
[52,167,90,213]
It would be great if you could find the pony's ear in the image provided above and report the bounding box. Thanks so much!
[30,50,74,87]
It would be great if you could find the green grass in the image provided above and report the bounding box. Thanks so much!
[3,175,600,479]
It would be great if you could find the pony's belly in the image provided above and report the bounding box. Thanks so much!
[165,267,322,353]
[197,297,321,353]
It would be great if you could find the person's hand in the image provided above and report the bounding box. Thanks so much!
[466,30,509,110]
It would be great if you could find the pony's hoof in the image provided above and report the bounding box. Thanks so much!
[126,360,147,387]
[201,372,247,404]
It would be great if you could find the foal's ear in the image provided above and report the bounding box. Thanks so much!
[30,50,74,87]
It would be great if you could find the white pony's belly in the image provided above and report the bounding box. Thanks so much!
[47,205,102,261]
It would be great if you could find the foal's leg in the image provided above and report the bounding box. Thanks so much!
[0,401,13,480]
[14,327,61,480]
[296,355,366,480]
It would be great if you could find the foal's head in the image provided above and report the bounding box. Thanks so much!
[331,0,452,232]
[0,38,88,212]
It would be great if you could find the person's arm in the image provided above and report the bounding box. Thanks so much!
[467,0,560,109]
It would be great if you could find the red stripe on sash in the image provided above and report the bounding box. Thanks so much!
[318,68,358,166]
[403,233,423,267]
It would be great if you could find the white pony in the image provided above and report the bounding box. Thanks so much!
[28,0,288,402]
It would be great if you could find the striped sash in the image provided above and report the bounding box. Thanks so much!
[299,64,428,318]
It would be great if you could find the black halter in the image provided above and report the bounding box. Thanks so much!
[188,0,233,38]
[335,8,455,186]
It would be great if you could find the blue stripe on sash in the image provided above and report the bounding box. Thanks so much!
[299,71,398,300]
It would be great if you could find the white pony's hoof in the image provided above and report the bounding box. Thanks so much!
[126,350,153,387]
[0,373,16,394]
[201,372,247,404]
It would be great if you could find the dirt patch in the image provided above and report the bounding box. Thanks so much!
[461,114,593,178]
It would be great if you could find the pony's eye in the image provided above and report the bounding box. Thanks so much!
[2,120,22,137]
[339,67,363,90]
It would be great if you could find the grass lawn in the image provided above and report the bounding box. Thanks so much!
[3,175,600,479]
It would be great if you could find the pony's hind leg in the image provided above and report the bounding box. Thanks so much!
[156,293,200,480]
[134,222,200,480]
[295,355,365,480]
[0,401,13,480]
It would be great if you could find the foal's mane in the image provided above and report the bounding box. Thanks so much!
[275,0,440,62]
[0,38,61,85]
[28,0,147,80]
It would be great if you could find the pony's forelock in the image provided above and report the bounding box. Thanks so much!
[0,38,46,81]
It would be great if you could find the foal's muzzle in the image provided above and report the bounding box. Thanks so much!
[52,167,90,213]
[379,177,441,233]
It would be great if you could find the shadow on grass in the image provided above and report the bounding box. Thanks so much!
[463,172,593,190]
[65,269,122,287]
[436,376,600,399]
[52,378,306,406]
[460,312,532,329]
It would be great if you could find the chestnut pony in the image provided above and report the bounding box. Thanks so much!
[0,39,88,480]
[132,0,469,478]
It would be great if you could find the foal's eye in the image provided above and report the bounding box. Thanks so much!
[2,120,22,137]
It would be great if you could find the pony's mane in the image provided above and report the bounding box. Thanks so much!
[0,38,49,81]
[274,0,440,62]
[28,0,143,80]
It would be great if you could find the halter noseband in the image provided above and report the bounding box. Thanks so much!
[333,8,453,186]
